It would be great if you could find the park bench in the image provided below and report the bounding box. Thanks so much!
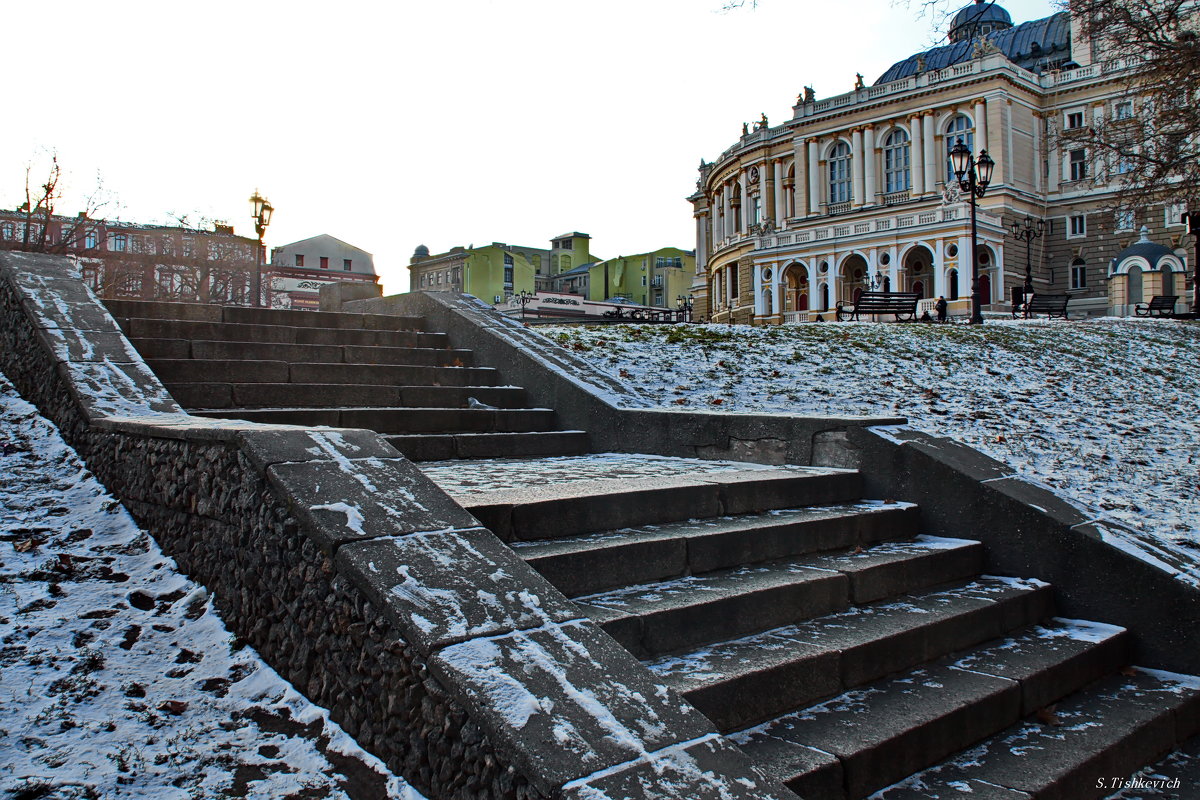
[1134,295,1178,317]
[1012,293,1070,319]
[836,291,920,322]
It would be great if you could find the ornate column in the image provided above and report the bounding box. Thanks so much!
[738,172,749,233]
[772,160,784,224]
[1032,112,1043,192]
[721,185,732,241]
[863,125,877,206]
[974,98,988,155]
[807,141,820,216]
[851,128,865,207]
[923,111,937,191]
[754,262,765,316]
[771,262,782,316]
[910,115,925,196]
[696,213,708,273]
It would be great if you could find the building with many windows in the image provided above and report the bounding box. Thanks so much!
[0,209,263,305]
[690,0,1192,323]
[550,247,696,307]
[269,234,378,310]
[408,233,592,304]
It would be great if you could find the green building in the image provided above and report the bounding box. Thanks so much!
[409,234,693,309]
[409,232,594,303]
[550,246,695,307]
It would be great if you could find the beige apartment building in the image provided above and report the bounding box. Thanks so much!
[690,1,1192,323]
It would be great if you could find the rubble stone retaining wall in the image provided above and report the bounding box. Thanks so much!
[0,253,791,800]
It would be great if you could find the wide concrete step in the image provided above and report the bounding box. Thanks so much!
[184,386,528,412]
[385,431,590,461]
[871,668,1200,800]
[130,337,475,367]
[103,298,425,331]
[648,576,1055,733]
[457,467,864,543]
[194,406,558,433]
[734,619,1130,799]
[148,359,498,388]
[576,537,984,660]
[119,317,447,349]
[514,502,921,598]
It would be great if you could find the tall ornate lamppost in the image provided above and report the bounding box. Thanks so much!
[249,190,273,308]
[1009,215,1045,298]
[949,138,995,325]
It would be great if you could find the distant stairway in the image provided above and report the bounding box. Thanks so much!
[105,300,589,460]
[425,455,1200,800]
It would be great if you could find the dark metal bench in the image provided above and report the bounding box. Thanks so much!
[836,291,920,322]
[1012,293,1070,319]
[1134,295,1178,317]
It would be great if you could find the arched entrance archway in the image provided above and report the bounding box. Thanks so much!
[782,262,809,312]
[902,245,933,297]
[841,254,870,304]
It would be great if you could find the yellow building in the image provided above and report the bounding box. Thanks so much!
[690,1,1192,323]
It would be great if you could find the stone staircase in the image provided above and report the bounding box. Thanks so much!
[104,300,590,461]
[108,300,1200,798]
[426,455,1200,800]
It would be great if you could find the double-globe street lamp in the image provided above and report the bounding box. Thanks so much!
[1009,215,1046,299]
[949,138,995,325]
[249,190,274,308]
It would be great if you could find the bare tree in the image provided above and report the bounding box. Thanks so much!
[1052,1,1200,211]
[9,150,114,254]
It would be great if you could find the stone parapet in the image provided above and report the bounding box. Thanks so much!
[0,253,793,800]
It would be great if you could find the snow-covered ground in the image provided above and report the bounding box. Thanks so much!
[545,318,1200,570]
[0,375,426,800]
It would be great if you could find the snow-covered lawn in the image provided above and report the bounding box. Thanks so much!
[0,376,425,800]
[545,317,1200,563]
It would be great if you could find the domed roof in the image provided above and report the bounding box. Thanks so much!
[413,244,430,258]
[1113,227,1176,269]
[949,0,1013,42]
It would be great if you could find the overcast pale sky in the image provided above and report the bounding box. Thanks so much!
[3,0,1053,294]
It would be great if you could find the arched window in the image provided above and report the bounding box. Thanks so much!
[1127,264,1143,304]
[1162,265,1176,296]
[883,129,911,193]
[828,142,852,205]
[945,115,974,183]
[820,283,830,310]
[948,268,959,300]
[1071,258,1087,290]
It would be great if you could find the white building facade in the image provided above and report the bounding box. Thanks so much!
[691,1,1191,323]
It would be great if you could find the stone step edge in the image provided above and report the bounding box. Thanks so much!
[514,502,920,596]
[646,576,1055,729]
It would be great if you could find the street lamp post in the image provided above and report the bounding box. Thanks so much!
[949,138,995,325]
[1009,215,1045,299]
[1187,211,1200,317]
[249,190,274,308]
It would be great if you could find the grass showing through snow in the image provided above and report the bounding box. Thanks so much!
[546,319,1200,557]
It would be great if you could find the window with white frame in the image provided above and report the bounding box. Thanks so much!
[1166,202,1187,227]
[1114,100,1134,120]
[85,230,98,249]
[1115,154,1134,175]
[0,222,13,240]
[828,142,852,205]
[1069,214,1087,237]
[883,129,911,193]
[1070,258,1087,289]
[110,233,127,252]
[1065,110,1086,129]
[1069,149,1088,181]
[945,115,974,183]
[751,195,761,225]
[1115,209,1135,231]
